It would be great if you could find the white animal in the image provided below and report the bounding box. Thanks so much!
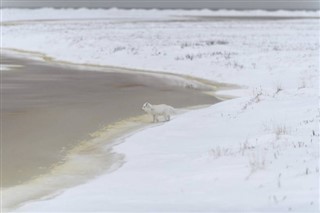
[142,102,175,122]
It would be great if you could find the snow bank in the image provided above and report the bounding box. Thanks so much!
[17,89,319,212]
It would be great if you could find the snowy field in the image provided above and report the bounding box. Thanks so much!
[2,8,319,212]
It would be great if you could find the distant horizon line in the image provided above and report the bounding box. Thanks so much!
[1,7,319,11]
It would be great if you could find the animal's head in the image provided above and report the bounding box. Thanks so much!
[142,102,151,111]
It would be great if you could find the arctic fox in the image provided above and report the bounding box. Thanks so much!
[142,102,175,122]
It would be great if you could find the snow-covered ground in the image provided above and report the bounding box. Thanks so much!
[2,9,319,91]
[2,9,319,212]
[2,8,318,22]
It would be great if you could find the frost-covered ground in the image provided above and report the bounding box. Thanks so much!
[2,9,319,212]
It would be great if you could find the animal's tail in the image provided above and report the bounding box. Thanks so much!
[171,107,189,115]
[173,104,210,115]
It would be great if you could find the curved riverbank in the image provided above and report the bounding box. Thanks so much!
[2,50,228,211]
[3,48,236,95]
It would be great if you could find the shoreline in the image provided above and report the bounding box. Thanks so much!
[3,114,150,211]
[2,50,230,211]
[2,48,241,100]
[3,105,212,211]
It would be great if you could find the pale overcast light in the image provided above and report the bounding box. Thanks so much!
[1,0,319,10]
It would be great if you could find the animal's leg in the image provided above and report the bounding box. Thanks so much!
[153,115,156,123]
[167,115,170,121]
[163,114,168,121]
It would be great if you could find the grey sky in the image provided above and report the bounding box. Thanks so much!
[1,0,319,10]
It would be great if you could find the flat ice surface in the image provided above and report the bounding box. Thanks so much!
[1,8,319,212]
